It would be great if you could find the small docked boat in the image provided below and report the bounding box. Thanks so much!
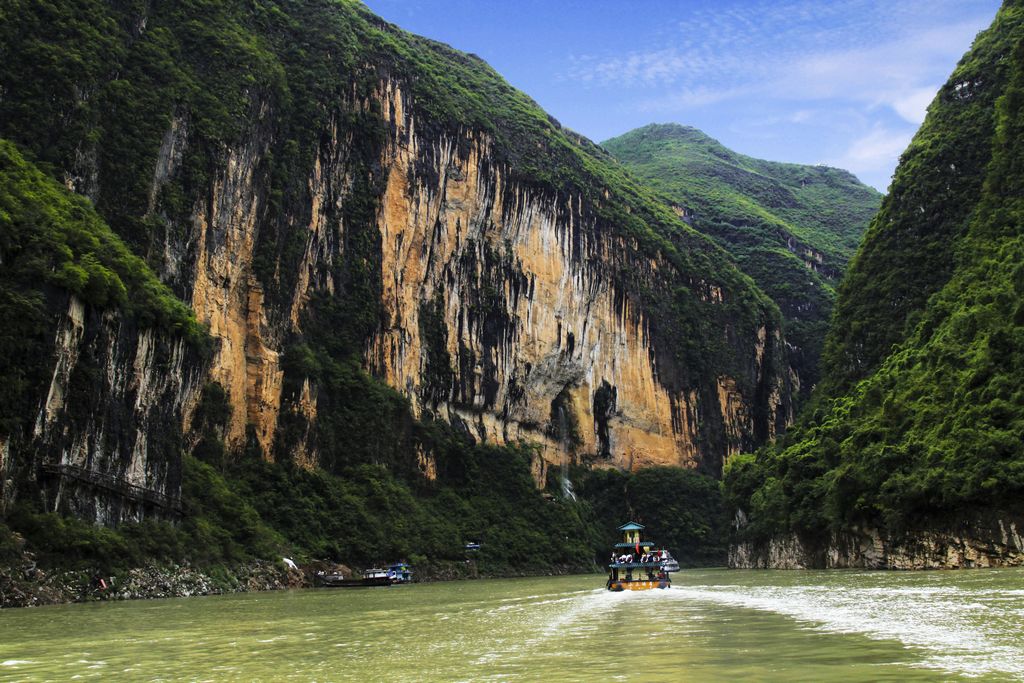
[316,568,394,588]
[660,551,680,573]
[606,521,671,591]
[387,562,414,584]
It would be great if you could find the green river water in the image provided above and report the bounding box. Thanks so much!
[1,568,1022,681]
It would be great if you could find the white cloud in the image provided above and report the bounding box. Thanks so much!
[782,22,979,122]
[564,4,987,124]
[635,86,753,112]
[829,126,913,175]
[566,49,735,88]
[891,87,940,124]
[789,110,814,124]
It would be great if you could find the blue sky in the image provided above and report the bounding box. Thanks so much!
[362,0,1001,192]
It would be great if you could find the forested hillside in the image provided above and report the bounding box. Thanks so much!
[605,125,880,399]
[726,0,1024,567]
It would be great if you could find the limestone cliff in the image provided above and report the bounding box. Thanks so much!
[155,73,791,484]
[365,83,789,479]
[0,0,793,522]
[0,139,207,524]
[28,296,205,524]
[730,517,1024,569]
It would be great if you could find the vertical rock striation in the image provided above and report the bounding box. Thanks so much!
[28,297,204,524]
[155,74,791,483]
[0,1,793,522]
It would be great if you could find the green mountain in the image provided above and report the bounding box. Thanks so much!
[0,0,782,582]
[726,0,1024,567]
[604,124,881,400]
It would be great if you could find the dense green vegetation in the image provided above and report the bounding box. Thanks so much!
[3,447,734,575]
[821,4,1024,394]
[2,443,604,576]
[605,125,881,398]
[725,1,1024,545]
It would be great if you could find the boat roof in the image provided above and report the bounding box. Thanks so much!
[614,542,656,548]
[618,522,645,531]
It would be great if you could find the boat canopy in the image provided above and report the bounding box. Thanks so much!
[617,522,645,532]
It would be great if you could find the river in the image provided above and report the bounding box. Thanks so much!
[1,568,1022,681]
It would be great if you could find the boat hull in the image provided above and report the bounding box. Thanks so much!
[316,576,393,588]
[607,580,670,592]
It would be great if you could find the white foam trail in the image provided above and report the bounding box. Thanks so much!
[667,581,1024,679]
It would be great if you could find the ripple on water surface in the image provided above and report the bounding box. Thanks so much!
[0,570,1021,681]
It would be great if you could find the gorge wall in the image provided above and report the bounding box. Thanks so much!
[0,0,792,524]
[153,72,791,486]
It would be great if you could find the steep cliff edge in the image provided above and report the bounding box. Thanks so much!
[725,0,1024,567]
[0,139,206,524]
[604,124,881,400]
[0,0,793,521]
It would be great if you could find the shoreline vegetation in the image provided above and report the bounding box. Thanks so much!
[0,463,728,609]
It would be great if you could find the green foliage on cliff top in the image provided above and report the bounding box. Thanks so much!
[0,0,785,392]
[0,139,201,334]
[604,124,879,264]
[604,124,881,398]
[725,2,1024,542]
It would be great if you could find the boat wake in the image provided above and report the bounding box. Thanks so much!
[667,579,1024,679]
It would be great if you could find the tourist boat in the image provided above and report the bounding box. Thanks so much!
[316,568,395,588]
[606,522,671,591]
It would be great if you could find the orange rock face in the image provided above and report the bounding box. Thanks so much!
[178,78,789,482]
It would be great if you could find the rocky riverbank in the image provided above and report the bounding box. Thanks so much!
[0,542,595,608]
[0,557,307,608]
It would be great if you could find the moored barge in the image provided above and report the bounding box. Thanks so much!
[317,568,394,588]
